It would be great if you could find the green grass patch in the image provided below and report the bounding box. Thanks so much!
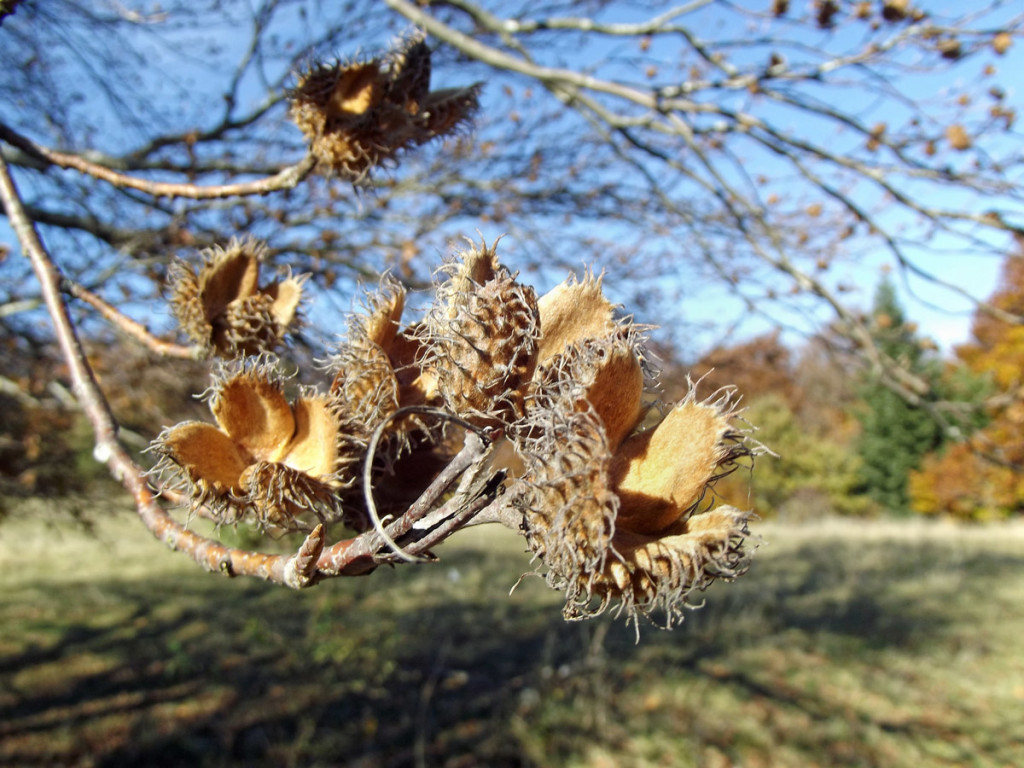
[1,508,1023,767]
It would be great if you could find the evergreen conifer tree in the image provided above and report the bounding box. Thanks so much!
[855,278,944,514]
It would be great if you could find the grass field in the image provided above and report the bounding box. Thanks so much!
[1,503,1023,768]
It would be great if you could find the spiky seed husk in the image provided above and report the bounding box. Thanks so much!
[240,460,341,530]
[290,60,383,178]
[328,277,407,450]
[358,276,406,352]
[150,421,249,524]
[199,240,262,321]
[421,241,540,424]
[289,34,480,179]
[150,362,351,532]
[611,389,749,535]
[589,506,754,625]
[217,294,278,356]
[421,86,483,138]
[239,395,348,529]
[383,33,432,111]
[167,260,210,347]
[531,331,645,452]
[169,239,304,356]
[515,405,618,605]
[512,332,755,623]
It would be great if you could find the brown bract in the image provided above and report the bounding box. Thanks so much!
[327,276,411,460]
[169,238,304,357]
[151,362,350,531]
[289,32,481,180]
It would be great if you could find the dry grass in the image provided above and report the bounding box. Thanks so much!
[1,504,1023,767]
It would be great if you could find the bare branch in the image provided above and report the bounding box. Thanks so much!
[62,278,201,360]
[0,122,315,200]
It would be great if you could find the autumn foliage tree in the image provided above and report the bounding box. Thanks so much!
[910,253,1024,520]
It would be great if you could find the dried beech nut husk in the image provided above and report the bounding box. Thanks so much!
[419,239,540,425]
[288,32,481,180]
[169,238,305,357]
[517,406,617,586]
[327,277,408,457]
[612,392,749,535]
[509,264,757,625]
[150,361,350,531]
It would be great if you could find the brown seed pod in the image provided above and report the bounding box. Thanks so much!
[168,238,305,357]
[328,277,407,457]
[515,403,618,611]
[150,361,350,531]
[512,350,757,624]
[881,0,910,23]
[816,0,839,29]
[288,32,481,180]
[419,239,540,426]
[946,123,972,151]
[590,505,755,625]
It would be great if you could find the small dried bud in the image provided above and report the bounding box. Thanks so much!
[816,0,840,29]
[169,238,304,357]
[946,123,972,151]
[937,37,962,60]
[289,32,481,179]
[881,0,910,22]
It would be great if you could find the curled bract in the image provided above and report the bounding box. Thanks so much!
[169,238,305,357]
[288,32,481,180]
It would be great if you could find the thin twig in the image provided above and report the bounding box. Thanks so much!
[0,122,315,200]
[62,278,202,359]
[0,152,323,585]
[361,405,493,561]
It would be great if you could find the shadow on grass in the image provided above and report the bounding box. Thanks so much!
[1,535,1021,767]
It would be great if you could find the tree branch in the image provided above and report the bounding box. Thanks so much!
[0,122,315,200]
